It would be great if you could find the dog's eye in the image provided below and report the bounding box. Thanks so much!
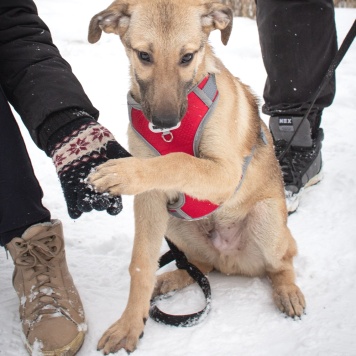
[138,51,151,63]
[181,53,194,64]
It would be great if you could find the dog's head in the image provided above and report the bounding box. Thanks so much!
[89,0,232,129]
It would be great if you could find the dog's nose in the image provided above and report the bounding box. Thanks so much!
[152,115,180,129]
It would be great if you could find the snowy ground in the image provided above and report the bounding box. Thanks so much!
[1,2,355,355]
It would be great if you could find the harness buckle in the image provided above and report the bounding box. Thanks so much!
[148,122,181,133]
[148,122,181,142]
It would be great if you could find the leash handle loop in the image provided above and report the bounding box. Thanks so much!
[149,237,212,327]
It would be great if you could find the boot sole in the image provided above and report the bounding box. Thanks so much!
[25,331,85,356]
[286,170,324,214]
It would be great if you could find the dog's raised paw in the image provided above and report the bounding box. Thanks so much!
[87,157,147,196]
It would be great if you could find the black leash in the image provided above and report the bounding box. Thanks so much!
[149,237,212,327]
[278,19,356,162]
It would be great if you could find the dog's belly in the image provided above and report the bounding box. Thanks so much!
[207,223,265,276]
[167,206,267,277]
[209,222,246,252]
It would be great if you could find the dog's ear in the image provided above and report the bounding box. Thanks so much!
[202,3,233,45]
[88,3,130,44]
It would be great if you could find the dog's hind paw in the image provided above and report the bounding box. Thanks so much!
[153,270,194,298]
[272,284,306,318]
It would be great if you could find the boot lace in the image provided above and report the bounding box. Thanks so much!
[275,132,322,193]
[13,234,65,318]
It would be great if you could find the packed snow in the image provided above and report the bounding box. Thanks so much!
[1,1,355,355]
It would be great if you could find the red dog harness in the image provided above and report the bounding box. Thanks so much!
[127,74,261,220]
[128,74,219,220]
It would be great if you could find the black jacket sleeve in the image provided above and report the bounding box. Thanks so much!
[0,0,99,150]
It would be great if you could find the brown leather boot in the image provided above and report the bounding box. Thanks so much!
[6,219,86,356]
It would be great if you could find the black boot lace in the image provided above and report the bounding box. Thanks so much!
[275,128,323,192]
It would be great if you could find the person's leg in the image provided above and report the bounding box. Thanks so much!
[256,0,337,212]
[0,86,50,246]
[256,0,337,124]
[0,88,86,355]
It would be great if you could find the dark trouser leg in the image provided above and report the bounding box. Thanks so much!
[256,0,337,134]
[0,87,50,246]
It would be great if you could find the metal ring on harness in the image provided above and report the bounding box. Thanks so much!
[149,237,212,327]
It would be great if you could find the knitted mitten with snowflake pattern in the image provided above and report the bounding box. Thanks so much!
[47,118,130,219]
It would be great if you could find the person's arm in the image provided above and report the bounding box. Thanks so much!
[0,0,131,219]
[0,0,98,150]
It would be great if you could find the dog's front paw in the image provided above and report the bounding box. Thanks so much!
[97,316,146,354]
[87,157,147,196]
[273,284,306,318]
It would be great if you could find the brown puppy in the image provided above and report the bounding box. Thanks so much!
[88,0,305,354]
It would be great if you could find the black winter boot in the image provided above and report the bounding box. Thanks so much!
[269,116,324,213]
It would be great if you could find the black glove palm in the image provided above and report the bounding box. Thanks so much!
[48,118,130,219]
